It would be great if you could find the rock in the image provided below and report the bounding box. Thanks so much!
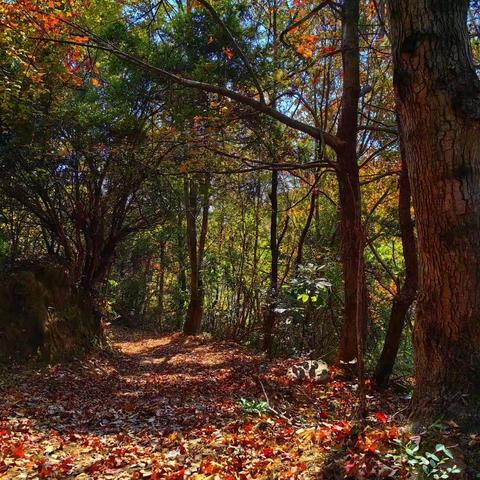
[287,360,329,382]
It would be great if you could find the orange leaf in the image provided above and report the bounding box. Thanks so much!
[387,426,399,439]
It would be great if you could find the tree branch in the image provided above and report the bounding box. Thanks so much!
[31,30,344,152]
[195,0,265,103]
[279,0,332,44]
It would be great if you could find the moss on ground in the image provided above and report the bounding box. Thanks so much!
[0,264,104,363]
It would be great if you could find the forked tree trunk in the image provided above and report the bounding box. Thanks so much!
[336,0,368,363]
[387,0,480,423]
[374,155,418,386]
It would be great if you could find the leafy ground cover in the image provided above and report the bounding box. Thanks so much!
[0,327,433,479]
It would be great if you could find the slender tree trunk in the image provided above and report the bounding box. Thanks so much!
[387,0,480,423]
[262,1,281,356]
[335,0,368,363]
[250,179,261,338]
[157,240,166,329]
[295,187,318,270]
[183,176,201,335]
[374,155,418,386]
[183,175,210,336]
[175,215,187,329]
[263,169,279,354]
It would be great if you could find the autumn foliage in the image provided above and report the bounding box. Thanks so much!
[0,327,413,479]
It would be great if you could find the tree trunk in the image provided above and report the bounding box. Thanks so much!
[183,175,210,336]
[262,3,281,356]
[374,155,418,386]
[294,187,317,270]
[263,169,279,354]
[175,215,188,329]
[183,176,201,335]
[335,0,368,364]
[387,0,480,423]
[157,240,166,329]
[184,293,203,336]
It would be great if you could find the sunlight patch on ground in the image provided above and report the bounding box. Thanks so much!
[0,326,411,479]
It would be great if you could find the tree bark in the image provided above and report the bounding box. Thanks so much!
[157,240,166,329]
[336,0,368,364]
[263,169,279,355]
[387,0,480,423]
[374,155,418,386]
[294,187,318,270]
[175,214,188,329]
[183,175,210,336]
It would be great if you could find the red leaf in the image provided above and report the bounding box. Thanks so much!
[12,444,25,458]
[262,447,274,458]
[222,47,234,60]
[374,412,388,423]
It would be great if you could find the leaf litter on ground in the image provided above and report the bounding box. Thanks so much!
[0,326,414,479]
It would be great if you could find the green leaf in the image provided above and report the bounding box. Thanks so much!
[297,293,309,303]
[435,444,453,459]
[426,452,440,462]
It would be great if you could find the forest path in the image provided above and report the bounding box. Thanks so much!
[0,327,406,479]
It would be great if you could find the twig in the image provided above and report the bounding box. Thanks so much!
[258,379,295,425]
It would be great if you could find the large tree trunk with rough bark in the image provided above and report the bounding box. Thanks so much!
[336,0,368,363]
[374,155,418,386]
[387,0,480,424]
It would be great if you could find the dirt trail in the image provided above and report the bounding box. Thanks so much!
[0,327,406,479]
